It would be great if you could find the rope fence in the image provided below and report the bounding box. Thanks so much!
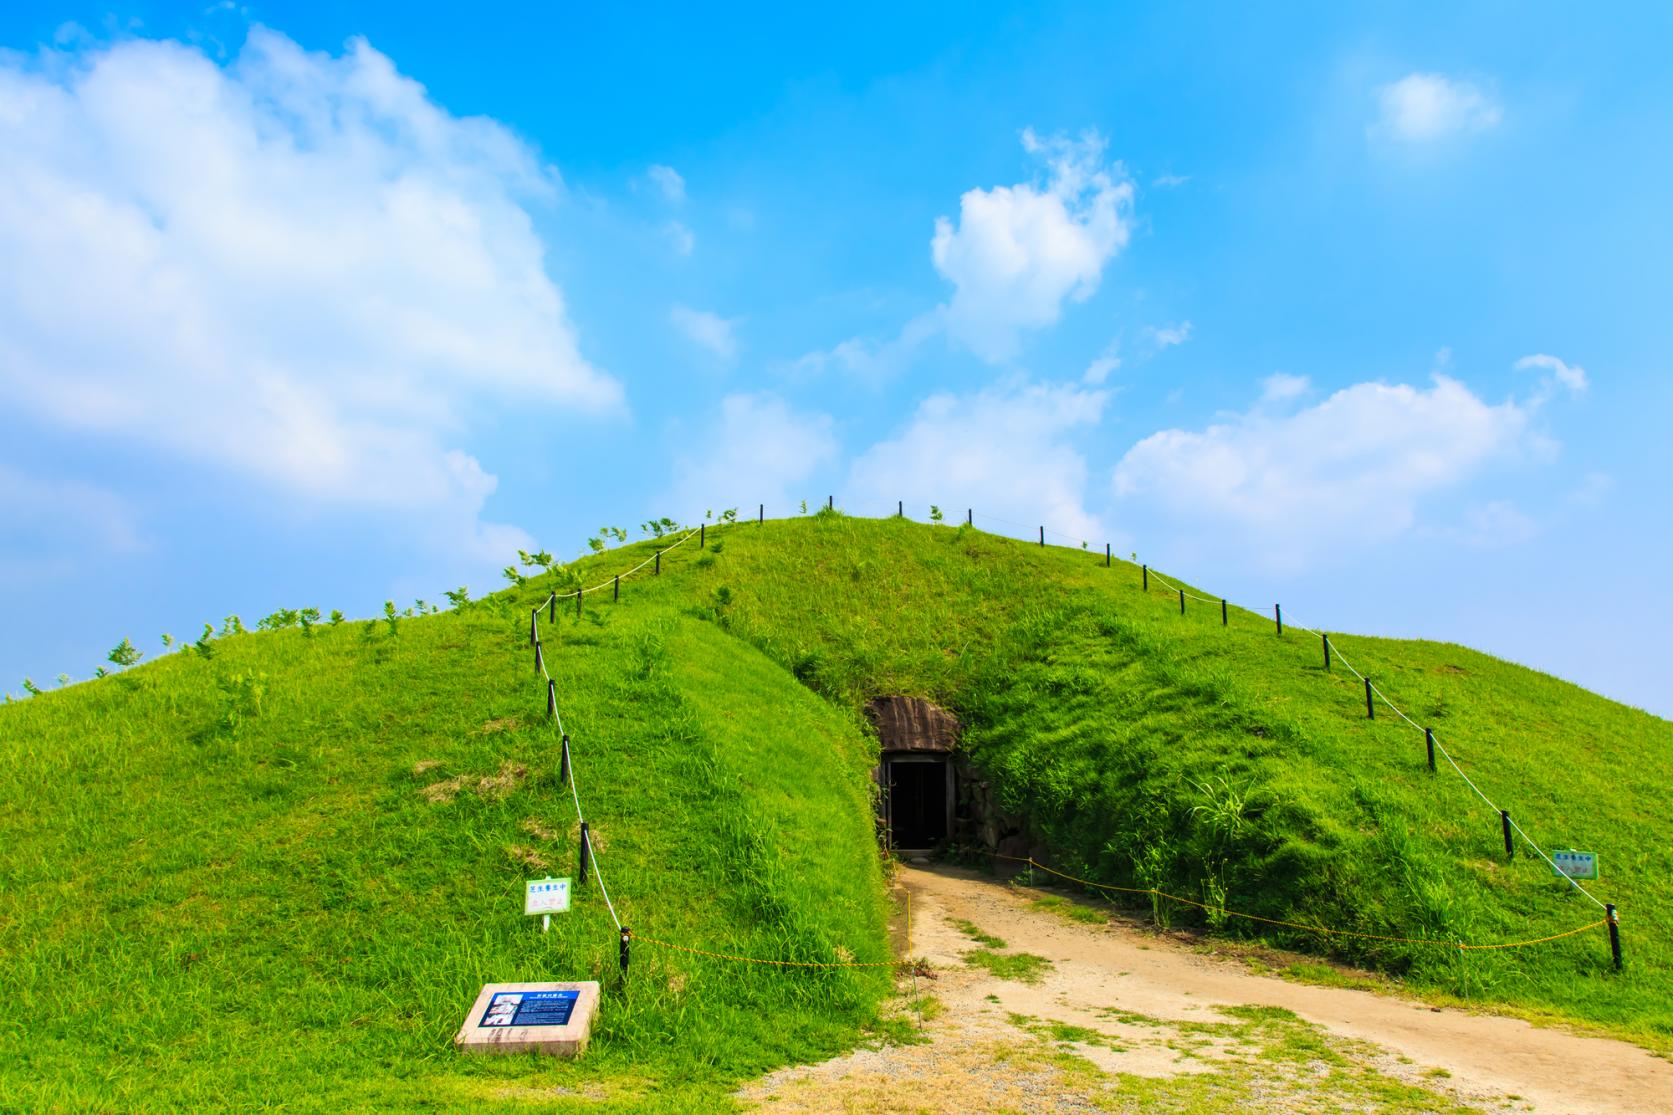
[505,499,1626,981]
[996,853,1609,955]
[523,524,710,972]
[857,498,1615,918]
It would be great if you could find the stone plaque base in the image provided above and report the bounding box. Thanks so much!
[454,981,600,1057]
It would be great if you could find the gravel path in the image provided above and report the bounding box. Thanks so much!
[737,864,1672,1114]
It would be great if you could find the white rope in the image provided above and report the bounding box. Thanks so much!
[536,504,1610,938]
[1144,569,1221,605]
[532,599,629,930]
[1028,513,1612,914]
[1508,815,1607,909]
[538,525,705,601]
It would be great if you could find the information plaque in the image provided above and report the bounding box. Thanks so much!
[480,989,579,1028]
[455,982,600,1057]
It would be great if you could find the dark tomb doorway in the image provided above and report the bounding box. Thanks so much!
[886,756,950,850]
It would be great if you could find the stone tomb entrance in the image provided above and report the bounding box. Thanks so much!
[867,696,958,852]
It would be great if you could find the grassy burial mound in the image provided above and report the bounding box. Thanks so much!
[0,533,890,1111]
[670,512,1672,1047]
[2,510,1669,1110]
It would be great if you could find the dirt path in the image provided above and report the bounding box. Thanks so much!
[738,864,1672,1114]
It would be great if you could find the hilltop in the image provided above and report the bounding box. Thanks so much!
[2,509,1669,1110]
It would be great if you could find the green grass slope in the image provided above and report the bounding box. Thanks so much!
[2,509,1669,1112]
[0,535,890,1112]
[680,512,1672,1046]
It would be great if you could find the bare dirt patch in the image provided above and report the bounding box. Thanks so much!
[521,817,562,841]
[418,760,527,803]
[502,844,550,871]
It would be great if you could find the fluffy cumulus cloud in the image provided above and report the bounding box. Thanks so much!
[847,379,1107,541]
[932,129,1133,362]
[669,305,739,362]
[1373,73,1501,143]
[664,393,838,519]
[0,29,620,560]
[1112,375,1535,568]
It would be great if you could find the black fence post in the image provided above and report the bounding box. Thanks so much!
[1607,904,1623,971]
[828,495,833,510]
[529,609,537,646]
[1179,588,1185,615]
[559,734,570,785]
[547,679,556,721]
[758,503,764,525]
[967,508,973,526]
[620,926,632,977]
[1322,634,1331,670]
[1142,564,1149,591]
[700,523,705,547]
[1365,677,1374,719]
[614,575,620,602]
[1500,810,1513,858]
[1425,727,1436,772]
[534,640,543,675]
[655,551,661,575]
[547,595,555,624]
[1221,598,1228,626]
[1105,543,1111,567]
[1275,603,1283,636]
[1039,526,1045,546]
[578,821,591,884]
[576,591,582,619]
[898,500,903,518]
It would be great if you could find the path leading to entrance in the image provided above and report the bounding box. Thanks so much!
[739,864,1672,1113]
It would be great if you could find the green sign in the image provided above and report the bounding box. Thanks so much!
[1551,849,1598,880]
[525,876,572,915]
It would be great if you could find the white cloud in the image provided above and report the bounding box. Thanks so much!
[931,129,1134,362]
[1453,500,1538,548]
[1113,375,1535,569]
[1151,173,1190,188]
[646,163,685,204]
[664,219,695,256]
[670,305,739,362]
[665,393,837,519]
[788,310,942,382]
[1568,471,1613,508]
[1373,73,1501,143]
[1082,340,1121,385]
[0,29,620,562]
[1259,373,1309,403]
[847,379,1107,541]
[1146,321,1193,350]
[0,464,143,582]
[1514,353,1589,397]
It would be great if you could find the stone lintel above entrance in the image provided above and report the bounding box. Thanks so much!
[866,695,959,754]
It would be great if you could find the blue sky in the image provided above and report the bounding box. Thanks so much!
[2,3,1669,716]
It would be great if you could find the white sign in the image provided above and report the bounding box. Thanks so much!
[525,877,572,915]
[1551,850,1599,880]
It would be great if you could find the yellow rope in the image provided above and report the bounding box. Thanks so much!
[997,853,1604,952]
[1458,921,1606,951]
